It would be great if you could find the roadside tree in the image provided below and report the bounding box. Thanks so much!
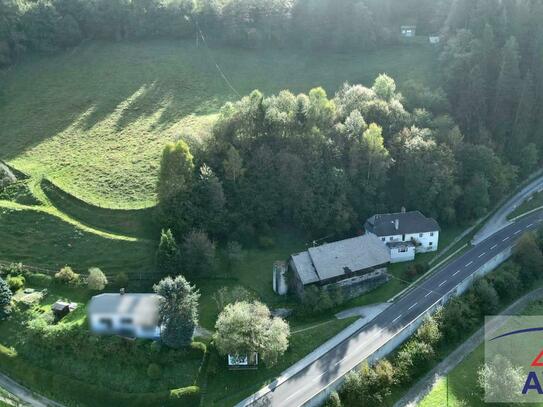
[213,301,289,367]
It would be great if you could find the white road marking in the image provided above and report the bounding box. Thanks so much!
[514,229,522,235]
[503,236,510,242]
[527,223,534,228]
[452,269,461,276]
[392,314,402,323]
[438,280,447,287]
[465,261,473,267]
[478,252,486,258]
[408,302,417,310]
[425,291,433,298]
[490,244,497,250]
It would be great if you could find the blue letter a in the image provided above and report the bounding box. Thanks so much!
[522,372,543,394]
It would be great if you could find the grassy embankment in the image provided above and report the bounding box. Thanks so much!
[508,190,543,220]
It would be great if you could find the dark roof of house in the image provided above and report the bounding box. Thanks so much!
[51,301,70,313]
[290,234,390,285]
[365,211,440,236]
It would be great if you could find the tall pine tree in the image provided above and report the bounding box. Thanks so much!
[493,36,521,150]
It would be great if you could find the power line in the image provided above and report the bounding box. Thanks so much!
[194,20,241,98]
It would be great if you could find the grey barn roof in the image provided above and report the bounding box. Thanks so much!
[365,211,439,237]
[291,234,390,285]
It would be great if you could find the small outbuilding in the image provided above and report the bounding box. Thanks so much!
[228,353,259,370]
[51,301,71,321]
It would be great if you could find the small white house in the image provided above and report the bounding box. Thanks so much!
[365,209,440,263]
[88,292,161,339]
[400,25,417,37]
[429,35,440,44]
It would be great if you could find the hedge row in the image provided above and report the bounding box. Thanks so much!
[0,344,200,407]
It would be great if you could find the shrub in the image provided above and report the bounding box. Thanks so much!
[182,230,215,276]
[26,273,53,287]
[87,267,108,290]
[115,272,129,288]
[212,285,255,311]
[0,262,24,277]
[324,391,342,407]
[55,266,80,285]
[147,363,162,380]
[258,236,275,249]
[190,341,207,354]
[168,386,200,405]
[150,340,162,354]
[156,229,180,276]
[7,275,25,292]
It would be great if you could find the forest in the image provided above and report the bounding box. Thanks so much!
[2,0,542,242]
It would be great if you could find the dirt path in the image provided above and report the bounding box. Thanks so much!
[394,287,543,407]
[0,372,64,407]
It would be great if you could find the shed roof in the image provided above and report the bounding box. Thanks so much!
[51,301,70,312]
[365,211,439,236]
[290,251,319,285]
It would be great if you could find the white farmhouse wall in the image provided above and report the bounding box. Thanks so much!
[373,231,439,253]
[89,313,160,339]
[405,231,439,252]
[390,246,415,263]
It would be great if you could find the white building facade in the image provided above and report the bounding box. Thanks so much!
[365,210,440,263]
[88,293,162,339]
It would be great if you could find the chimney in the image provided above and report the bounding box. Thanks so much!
[120,288,125,295]
[401,206,406,213]
[394,219,399,231]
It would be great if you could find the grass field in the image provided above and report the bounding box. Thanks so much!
[0,40,438,209]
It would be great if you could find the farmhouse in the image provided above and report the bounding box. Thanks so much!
[288,234,390,298]
[88,292,161,339]
[364,209,440,263]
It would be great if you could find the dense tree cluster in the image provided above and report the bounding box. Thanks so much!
[440,0,543,177]
[158,75,514,243]
[1,0,452,67]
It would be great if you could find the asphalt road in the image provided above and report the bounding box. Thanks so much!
[242,209,543,407]
[473,172,543,244]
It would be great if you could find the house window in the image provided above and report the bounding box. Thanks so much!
[419,233,423,238]
[389,236,393,241]
[430,232,434,236]
[399,246,408,253]
[120,317,133,324]
[429,242,433,246]
[382,237,385,242]
[99,317,113,329]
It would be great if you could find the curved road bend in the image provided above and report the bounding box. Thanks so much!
[240,209,543,407]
